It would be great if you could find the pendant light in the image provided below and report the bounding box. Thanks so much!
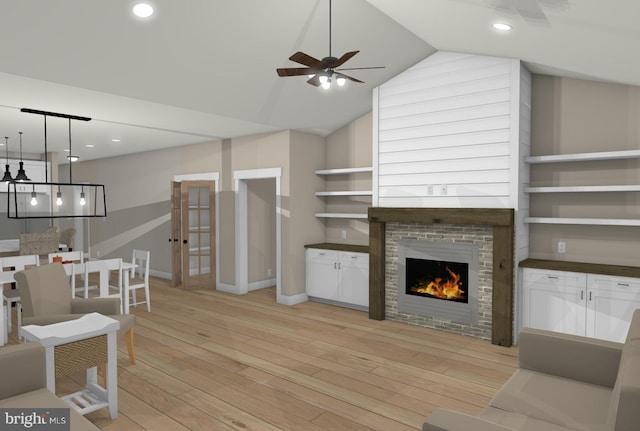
[9,108,107,219]
[14,131,31,181]
[2,136,13,183]
[30,184,38,206]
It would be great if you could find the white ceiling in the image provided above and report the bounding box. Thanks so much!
[0,0,638,162]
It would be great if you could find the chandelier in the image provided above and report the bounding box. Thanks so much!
[6,108,107,219]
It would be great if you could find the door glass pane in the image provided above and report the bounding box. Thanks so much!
[199,233,210,250]
[199,186,209,207]
[200,256,211,274]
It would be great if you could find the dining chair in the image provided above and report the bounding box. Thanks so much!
[49,251,86,297]
[84,258,124,313]
[1,254,40,337]
[128,250,151,312]
[58,228,76,251]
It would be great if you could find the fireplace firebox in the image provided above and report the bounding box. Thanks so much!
[405,258,469,303]
[397,239,478,325]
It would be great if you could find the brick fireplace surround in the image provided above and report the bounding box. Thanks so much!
[368,208,515,347]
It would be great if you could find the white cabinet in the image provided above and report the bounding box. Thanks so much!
[306,247,369,310]
[586,274,640,342]
[523,267,640,342]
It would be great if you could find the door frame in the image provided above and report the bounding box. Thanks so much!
[173,172,220,287]
[234,168,282,301]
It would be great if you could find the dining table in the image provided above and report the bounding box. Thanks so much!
[61,259,137,314]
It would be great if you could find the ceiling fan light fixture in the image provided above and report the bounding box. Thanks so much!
[492,22,513,31]
[336,75,346,86]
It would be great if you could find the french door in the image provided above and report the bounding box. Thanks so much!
[170,180,215,290]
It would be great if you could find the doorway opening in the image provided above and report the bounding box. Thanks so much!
[234,168,282,302]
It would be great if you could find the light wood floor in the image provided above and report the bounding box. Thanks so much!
[6,278,518,430]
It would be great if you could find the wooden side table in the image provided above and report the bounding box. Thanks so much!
[21,313,120,419]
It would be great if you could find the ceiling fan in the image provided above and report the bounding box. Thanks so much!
[276,0,384,89]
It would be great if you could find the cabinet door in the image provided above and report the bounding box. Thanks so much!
[306,249,339,300]
[338,252,369,307]
[587,274,640,342]
[522,268,587,336]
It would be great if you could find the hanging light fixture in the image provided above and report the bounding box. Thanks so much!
[6,108,107,219]
[30,184,38,206]
[55,185,63,206]
[14,131,31,181]
[2,136,13,183]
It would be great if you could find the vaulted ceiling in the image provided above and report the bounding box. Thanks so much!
[0,0,637,162]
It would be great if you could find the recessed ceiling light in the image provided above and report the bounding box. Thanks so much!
[67,155,80,162]
[85,144,95,148]
[132,3,154,18]
[492,23,512,31]
[63,149,70,152]
[111,139,121,142]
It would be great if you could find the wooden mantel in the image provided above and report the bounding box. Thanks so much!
[368,207,515,347]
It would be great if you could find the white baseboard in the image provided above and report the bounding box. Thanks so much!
[277,292,308,306]
[248,278,277,291]
[216,283,238,294]
[150,269,171,280]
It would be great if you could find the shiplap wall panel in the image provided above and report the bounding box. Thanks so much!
[378,169,510,187]
[375,51,528,209]
[380,75,511,109]
[379,142,510,165]
[379,88,512,121]
[378,129,510,153]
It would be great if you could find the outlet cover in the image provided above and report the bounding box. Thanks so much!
[341,230,347,239]
[427,184,433,195]
[557,241,566,254]
[441,184,448,195]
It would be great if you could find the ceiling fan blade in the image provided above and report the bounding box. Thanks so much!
[277,67,313,77]
[331,50,359,68]
[336,72,364,84]
[337,66,386,72]
[289,51,323,68]
[307,75,321,87]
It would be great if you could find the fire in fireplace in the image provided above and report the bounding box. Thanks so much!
[405,258,468,303]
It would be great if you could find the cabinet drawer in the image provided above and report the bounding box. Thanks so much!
[588,274,640,291]
[306,248,338,261]
[523,268,586,288]
[339,251,368,265]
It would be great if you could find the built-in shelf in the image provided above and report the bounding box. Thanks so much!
[526,185,640,193]
[315,190,373,196]
[525,217,640,227]
[315,213,368,219]
[525,149,640,164]
[314,166,372,220]
[524,149,640,227]
[315,167,373,175]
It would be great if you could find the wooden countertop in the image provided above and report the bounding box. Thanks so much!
[519,258,640,278]
[305,243,369,254]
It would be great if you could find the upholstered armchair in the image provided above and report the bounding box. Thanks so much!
[15,262,136,364]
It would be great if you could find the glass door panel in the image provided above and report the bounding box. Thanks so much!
[180,180,215,290]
